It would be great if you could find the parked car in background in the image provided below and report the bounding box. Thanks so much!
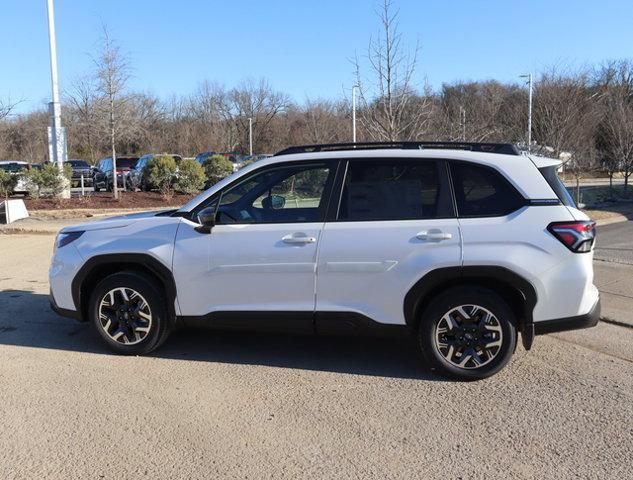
[218,152,246,171]
[240,154,273,166]
[129,154,182,191]
[0,160,30,194]
[93,156,139,192]
[194,151,216,165]
[67,160,94,188]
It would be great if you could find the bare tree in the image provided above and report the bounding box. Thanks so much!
[596,60,633,196]
[227,78,290,152]
[0,97,20,121]
[353,0,430,141]
[435,81,526,143]
[94,25,130,198]
[66,75,101,162]
[532,67,599,201]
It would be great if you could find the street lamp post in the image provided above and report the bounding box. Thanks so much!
[520,73,533,152]
[248,117,253,156]
[352,85,359,143]
[46,0,70,198]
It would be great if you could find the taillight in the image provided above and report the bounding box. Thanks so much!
[547,221,596,253]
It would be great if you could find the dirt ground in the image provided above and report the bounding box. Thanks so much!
[24,191,195,211]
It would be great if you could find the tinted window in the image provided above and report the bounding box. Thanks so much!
[207,163,335,224]
[68,160,90,168]
[0,163,25,173]
[338,160,451,221]
[116,158,138,169]
[451,162,525,217]
[539,166,575,207]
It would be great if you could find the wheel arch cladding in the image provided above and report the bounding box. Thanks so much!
[403,266,537,349]
[71,253,178,323]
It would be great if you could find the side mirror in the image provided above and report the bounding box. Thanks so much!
[262,194,286,210]
[195,207,216,234]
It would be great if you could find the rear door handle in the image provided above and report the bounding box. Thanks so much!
[282,233,316,244]
[416,229,452,241]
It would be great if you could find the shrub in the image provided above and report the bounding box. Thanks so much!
[174,159,206,194]
[0,169,18,198]
[144,155,178,198]
[203,155,234,185]
[239,159,255,169]
[24,163,72,197]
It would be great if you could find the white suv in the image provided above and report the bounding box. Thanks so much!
[49,142,600,380]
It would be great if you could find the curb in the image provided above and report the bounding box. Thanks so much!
[595,214,629,227]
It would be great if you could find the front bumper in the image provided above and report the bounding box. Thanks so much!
[72,176,93,186]
[49,290,81,321]
[534,297,601,335]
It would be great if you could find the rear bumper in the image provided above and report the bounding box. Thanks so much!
[534,297,600,335]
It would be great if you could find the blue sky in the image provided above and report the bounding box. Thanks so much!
[2,0,632,113]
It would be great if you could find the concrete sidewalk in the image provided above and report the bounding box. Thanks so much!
[594,260,633,327]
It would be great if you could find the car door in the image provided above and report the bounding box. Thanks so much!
[315,158,462,328]
[173,160,338,331]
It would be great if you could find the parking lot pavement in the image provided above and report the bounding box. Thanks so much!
[1,234,632,479]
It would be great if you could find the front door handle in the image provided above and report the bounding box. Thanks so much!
[282,233,317,245]
[416,229,453,241]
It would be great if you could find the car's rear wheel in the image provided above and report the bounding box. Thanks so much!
[89,272,171,355]
[417,287,516,380]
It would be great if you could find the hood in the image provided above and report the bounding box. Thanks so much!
[61,209,173,233]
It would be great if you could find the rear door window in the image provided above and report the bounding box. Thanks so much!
[450,162,526,217]
[338,159,453,221]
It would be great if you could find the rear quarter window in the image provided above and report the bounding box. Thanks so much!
[538,166,576,208]
[450,162,526,217]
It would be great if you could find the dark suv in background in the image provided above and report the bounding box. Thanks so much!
[93,156,139,192]
[67,160,94,187]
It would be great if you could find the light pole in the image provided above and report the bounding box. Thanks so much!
[459,106,466,141]
[520,73,533,152]
[46,0,70,198]
[248,117,253,156]
[352,85,359,143]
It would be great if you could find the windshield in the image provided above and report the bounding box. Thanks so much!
[117,158,139,169]
[539,166,576,208]
[0,163,26,173]
[68,160,90,168]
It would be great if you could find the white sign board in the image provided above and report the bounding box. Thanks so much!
[0,199,29,224]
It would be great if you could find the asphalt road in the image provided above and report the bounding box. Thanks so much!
[0,234,632,479]
[596,220,633,265]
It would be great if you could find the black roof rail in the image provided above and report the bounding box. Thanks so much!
[275,141,521,156]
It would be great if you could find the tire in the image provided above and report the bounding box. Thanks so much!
[89,271,171,355]
[417,286,517,381]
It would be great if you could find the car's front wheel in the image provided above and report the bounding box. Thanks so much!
[417,287,517,380]
[89,272,171,355]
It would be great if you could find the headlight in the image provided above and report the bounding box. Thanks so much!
[57,231,84,249]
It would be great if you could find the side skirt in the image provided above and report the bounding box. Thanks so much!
[177,311,410,338]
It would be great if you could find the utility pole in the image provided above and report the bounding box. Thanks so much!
[459,106,466,141]
[352,85,359,143]
[46,0,70,198]
[520,73,533,152]
[248,117,253,156]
